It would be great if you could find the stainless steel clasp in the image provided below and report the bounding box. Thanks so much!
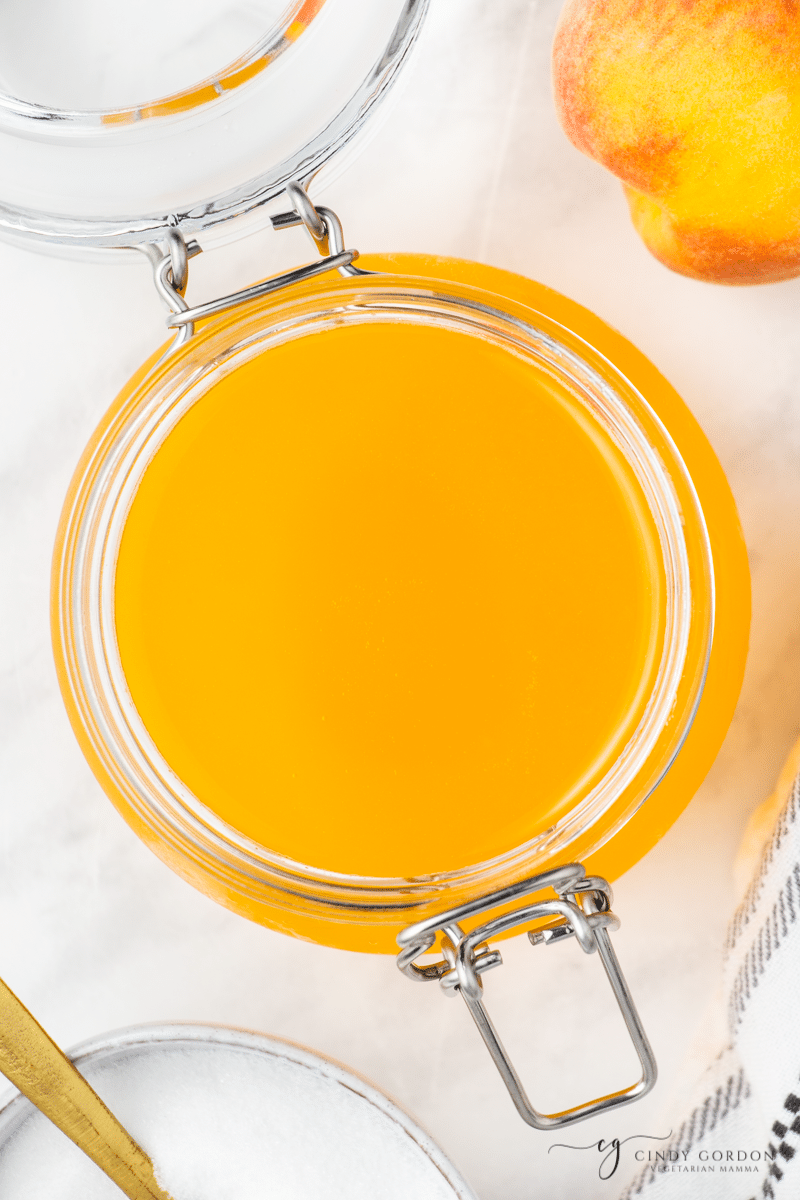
[396,864,657,1129]
[138,181,367,363]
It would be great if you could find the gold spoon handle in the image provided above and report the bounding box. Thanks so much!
[0,977,173,1200]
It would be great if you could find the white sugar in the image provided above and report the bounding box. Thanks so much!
[0,1031,472,1200]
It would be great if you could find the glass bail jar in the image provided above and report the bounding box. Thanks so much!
[2,0,749,1130]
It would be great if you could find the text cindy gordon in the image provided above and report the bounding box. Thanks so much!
[636,1148,775,1171]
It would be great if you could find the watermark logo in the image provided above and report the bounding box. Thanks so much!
[548,1134,776,1181]
[549,1133,672,1179]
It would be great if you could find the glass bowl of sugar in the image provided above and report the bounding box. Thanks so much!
[0,1023,474,1200]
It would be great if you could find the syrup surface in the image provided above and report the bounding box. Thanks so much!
[115,318,663,877]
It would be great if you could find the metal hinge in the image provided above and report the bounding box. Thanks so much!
[397,863,657,1129]
[138,181,368,361]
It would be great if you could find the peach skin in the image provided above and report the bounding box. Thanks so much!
[553,0,800,285]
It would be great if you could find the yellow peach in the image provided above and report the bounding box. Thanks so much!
[553,0,800,284]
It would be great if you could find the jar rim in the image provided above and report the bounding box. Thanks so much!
[0,1,327,130]
[53,274,714,929]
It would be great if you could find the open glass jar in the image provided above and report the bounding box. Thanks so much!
[52,257,717,944]
[2,0,749,1129]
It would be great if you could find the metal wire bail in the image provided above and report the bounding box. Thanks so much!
[397,864,657,1130]
[137,181,367,362]
[269,179,368,278]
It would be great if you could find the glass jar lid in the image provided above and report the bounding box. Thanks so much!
[0,0,428,255]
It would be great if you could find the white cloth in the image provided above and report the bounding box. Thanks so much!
[619,771,800,1199]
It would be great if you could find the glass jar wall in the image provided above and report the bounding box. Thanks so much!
[51,256,748,952]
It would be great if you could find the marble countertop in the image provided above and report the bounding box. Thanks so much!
[2,2,799,1197]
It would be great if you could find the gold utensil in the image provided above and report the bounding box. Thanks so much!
[0,975,174,1199]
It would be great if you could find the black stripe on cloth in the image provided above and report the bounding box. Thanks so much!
[727,778,800,956]
[747,1081,800,1199]
[619,1069,749,1198]
[728,862,800,1028]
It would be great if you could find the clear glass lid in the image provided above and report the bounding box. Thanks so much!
[0,0,428,255]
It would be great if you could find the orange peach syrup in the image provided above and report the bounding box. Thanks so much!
[114,318,664,879]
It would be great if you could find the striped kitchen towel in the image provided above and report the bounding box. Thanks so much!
[620,744,800,1200]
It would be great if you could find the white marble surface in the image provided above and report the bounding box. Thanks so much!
[1,2,799,1197]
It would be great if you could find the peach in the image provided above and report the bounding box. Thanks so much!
[553,0,800,285]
